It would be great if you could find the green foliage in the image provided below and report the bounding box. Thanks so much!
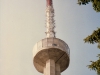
[77,0,90,5]
[84,28,100,49]
[88,54,100,74]
[77,0,100,12]
[84,28,100,74]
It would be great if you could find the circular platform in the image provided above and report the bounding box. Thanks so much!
[33,37,70,73]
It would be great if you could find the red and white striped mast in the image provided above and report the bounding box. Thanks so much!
[45,0,55,38]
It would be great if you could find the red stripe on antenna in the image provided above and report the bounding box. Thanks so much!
[47,0,52,6]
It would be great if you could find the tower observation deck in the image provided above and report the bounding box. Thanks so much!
[33,0,70,75]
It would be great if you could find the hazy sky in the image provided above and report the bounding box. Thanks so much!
[0,0,100,75]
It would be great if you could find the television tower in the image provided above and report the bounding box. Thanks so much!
[33,0,70,75]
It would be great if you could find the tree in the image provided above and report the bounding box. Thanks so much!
[84,28,100,49]
[88,54,100,75]
[77,0,100,12]
[84,28,100,75]
[77,0,100,74]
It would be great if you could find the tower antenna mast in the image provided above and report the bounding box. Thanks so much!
[45,0,55,38]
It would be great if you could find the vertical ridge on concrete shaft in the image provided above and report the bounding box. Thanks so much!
[45,0,55,38]
[43,59,61,75]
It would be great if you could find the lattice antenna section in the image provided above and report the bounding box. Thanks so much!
[45,0,56,38]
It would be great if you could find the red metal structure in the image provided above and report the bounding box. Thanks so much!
[47,0,52,6]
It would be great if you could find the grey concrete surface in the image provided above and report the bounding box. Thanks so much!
[33,38,70,73]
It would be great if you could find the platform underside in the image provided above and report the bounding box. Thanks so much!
[33,48,70,73]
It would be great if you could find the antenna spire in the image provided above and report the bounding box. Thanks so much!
[45,0,55,38]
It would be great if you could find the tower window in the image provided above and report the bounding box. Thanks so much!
[52,44,57,46]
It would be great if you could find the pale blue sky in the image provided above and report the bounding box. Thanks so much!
[0,0,100,75]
